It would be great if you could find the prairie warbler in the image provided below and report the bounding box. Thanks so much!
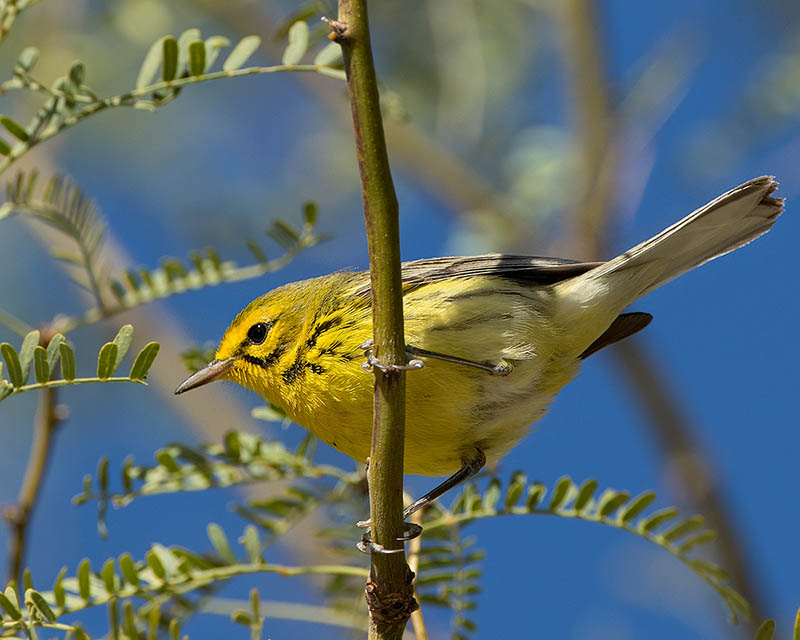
[176,177,783,518]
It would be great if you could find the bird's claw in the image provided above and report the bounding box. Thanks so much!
[360,339,424,373]
[356,519,424,554]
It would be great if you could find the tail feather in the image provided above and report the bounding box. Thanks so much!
[554,177,784,353]
[588,176,784,299]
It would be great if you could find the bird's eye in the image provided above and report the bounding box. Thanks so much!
[247,322,270,345]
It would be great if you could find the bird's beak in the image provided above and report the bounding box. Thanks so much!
[174,358,235,395]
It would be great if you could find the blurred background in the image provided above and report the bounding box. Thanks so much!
[0,0,798,638]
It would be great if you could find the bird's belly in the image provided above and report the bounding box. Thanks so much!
[402,356,579,475]
[294,354,580,477]
[283,279,583,476]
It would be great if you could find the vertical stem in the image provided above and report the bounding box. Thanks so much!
[330,1,416,638]
[4,386,61,585]
[556,0,616,258]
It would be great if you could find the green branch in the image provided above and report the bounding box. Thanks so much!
[202,596,368,634]
[0,327,159,404]
[0,28,344,175]
[0,0,42,43]
[2,376,147,398]
[61,214,323,334]
[0,63,340,174]
[330,1,415,638]
[0,172,108,312]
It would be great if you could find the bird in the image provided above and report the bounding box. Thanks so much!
[175,176,784,524]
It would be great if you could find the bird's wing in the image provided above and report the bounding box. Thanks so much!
[351,254,604,298]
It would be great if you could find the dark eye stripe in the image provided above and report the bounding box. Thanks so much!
[243,344,287,369]
[243,354,270,369]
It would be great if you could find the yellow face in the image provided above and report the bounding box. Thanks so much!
[173,273,365,403]
[215,293,294,396]
[173,284,306,401]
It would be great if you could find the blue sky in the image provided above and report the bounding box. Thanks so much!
[0,1,798,639]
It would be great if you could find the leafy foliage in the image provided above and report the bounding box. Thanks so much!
[0,325,158,403]
[751,608,800,640]
[74,425,760,636]
[0,527,367,639]
[180,342,217,374]
[228,588,266,640]
[420,474,751,624]
[416,523,483,638]
[75,430,358,538]
[101,208,324,324]
[0,171,107,309]
[0,24,344,173]
[0,170,326,333]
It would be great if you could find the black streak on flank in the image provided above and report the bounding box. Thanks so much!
[282,356,307,384]
[306,315,344,348]
[282,356,326,383]
[308,362,325,375]
[318,346,354,362]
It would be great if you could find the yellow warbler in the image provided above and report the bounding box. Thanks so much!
[176,177,783,516]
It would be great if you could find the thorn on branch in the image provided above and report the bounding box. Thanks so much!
[2,505,23,527]
[322,17,349,42]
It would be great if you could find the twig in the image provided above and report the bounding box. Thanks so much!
[201,597,370,633]
[0,306,33,337]
[330,1,416,638]
[404,493,428,640]
[556,0,766,630]
[0,63,344,175]
[0,0,43,43]
[0,558,371,633]
[555,0,616,258]
[612,340,767,625]
[3,384,62,585]
[2,376,147,401]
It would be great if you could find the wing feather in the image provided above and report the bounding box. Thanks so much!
[352,254,603,297]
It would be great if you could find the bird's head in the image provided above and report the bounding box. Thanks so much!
[174,285,302,399]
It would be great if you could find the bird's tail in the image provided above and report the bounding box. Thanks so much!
[555,176,784,349]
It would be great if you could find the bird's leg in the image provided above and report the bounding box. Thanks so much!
[405,345,512,376]
[360,340,511,376]
[356,342,423,553]
[356,449,486,554]
[402,448,486,519]
[360,339,424,372]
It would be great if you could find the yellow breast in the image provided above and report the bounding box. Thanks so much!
[250,276,583,476]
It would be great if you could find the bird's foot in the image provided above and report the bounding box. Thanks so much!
[355,518,424,554]
[360,339,424,373]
